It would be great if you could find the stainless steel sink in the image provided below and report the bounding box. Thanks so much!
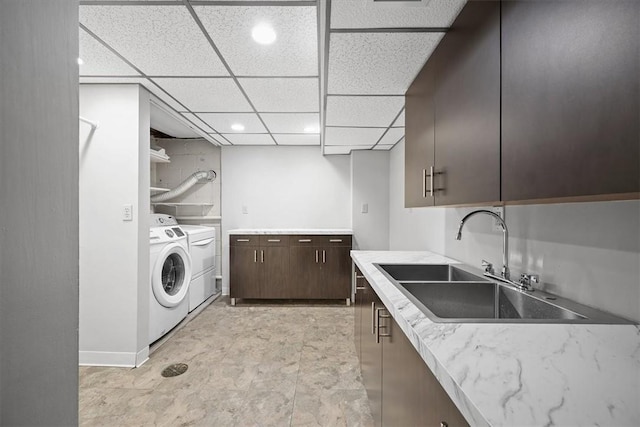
[377,263,488,282]
[374,263,634,324]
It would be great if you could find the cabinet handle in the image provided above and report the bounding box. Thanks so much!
[376,307,391,344]
[260,250,264,263]
[315,250,319,263]
[329,239,343,243]
[267,239,280,242]
[253,250,257,263]
[355,275,365,279]
[440,423,448,427]
[371,302,376,335]
[322,250,326,263]
[422,168,427,198]
[299,239,312,243]
[237,238,250,242]
[429,165,435,197]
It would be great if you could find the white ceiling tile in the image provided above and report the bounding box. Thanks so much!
[377,127,404,146]
[260,113,319,134]
[153,78,252,112]
[79,5,228,76]
[392,110,405,127]
[79,29,139,76]
[181,113,216,133]
[331,0,467,29]
[324,127,384,146]
[273,134,320,146]
[326,96,404,127]
[210,134,231,145]
[324,145,370,155]
[193,5,317,76]
[222,134,275,145]
[328,33,443,95]
[372,145,394,151]
[239,78,319,112]
[79,76,185,111]
[197,113,267,133]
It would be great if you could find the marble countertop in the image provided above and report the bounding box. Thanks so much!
[228,229,353,235]
[351,251,640,427]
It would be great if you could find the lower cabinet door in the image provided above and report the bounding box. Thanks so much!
[230,246,260,298]
[259,245,290,298]
[289,246,321,298]
[321,246,351,299]
[382,313,469,427]
[361,282,383,426]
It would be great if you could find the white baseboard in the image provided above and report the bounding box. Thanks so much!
[136,346,149,367]
[79,350,138,367]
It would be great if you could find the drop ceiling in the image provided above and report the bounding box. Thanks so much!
[79,0,466,154]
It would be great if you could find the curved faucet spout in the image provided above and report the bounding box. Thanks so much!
[455,209,510,280]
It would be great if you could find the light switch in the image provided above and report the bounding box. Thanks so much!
[123,204,133,221]
[242,205,248,214]
[361,203,368,214]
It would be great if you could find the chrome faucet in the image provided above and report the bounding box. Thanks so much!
[455,209,510,280]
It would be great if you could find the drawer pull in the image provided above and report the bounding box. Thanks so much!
[267,239,280,242]
[329,239,343,243]
[298,239,312,243]
[236,238,250,242]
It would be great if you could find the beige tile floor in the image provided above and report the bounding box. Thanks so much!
[79,298,374,426]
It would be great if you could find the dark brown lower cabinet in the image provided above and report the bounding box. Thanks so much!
[354,267,367,361]
[356,273,469,427]
[230,234,352,302]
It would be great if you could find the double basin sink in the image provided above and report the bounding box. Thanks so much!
[375,263,633,324]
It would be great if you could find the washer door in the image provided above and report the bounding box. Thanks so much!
[152,243,192,308]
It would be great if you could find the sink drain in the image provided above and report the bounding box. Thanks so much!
[161,363,188,378]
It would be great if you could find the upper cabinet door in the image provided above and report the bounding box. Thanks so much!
[405,58,436,208]
[501,0,640,202]
[433,0,501,206]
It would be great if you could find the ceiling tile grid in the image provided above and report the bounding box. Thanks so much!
[273,134,320,146]
[325,96,404,127]
[324,145,370,155]
[330,0,467,29]
[222,134,275,146]
[79,76,185,111]
[376,127,405,147]
[193,5,318,77]
[260,113,319,134]
[180,112,216,133]
[153,78,253,112]
[197,113,267,134]
[392,109,405,127]
[324,127,385,147]
[327,32,443,95]
[372,144,395,151]
[79,29,139,76]
[239,78,319,112]
[79,5,228,76]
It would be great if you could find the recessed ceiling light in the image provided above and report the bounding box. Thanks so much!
[231,123,245,132]
[77,57,84,65]
[251,24,276,45]
[304,125,319,133]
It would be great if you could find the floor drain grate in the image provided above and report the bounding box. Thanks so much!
[161,363,188,378]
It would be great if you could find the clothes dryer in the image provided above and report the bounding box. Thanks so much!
[179,225,217,312]
[149,214,192,344]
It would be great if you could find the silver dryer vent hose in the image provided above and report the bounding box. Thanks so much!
[151,170,216,203]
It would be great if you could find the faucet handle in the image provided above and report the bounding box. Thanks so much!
[519,273,539,290]
[481,260,494,274]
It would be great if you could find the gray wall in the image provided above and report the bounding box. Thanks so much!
[0,1,79,425]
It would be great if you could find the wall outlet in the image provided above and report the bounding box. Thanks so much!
[361,203,368,214]
[242,205,248,215]
[123,204,133,221]
[492,206,504,231]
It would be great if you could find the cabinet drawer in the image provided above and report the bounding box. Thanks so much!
[320,235,352,247]
[230,235,258,246]
[290,235,323,246]
[259,235,290,246]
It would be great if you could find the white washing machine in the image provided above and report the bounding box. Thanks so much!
[149,214,192,344]
[179,225,217,312]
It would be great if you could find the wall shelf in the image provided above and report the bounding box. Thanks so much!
[150,149,170,163]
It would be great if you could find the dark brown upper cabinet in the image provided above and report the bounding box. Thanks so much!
[405,0,501,207]
[501,0,639,202]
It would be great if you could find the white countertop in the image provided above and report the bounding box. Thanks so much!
[228,229,353,235]
[351,251,640,427]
